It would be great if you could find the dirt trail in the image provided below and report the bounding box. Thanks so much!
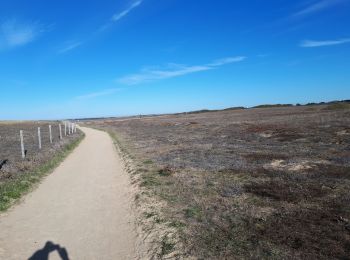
[0,127,138,259]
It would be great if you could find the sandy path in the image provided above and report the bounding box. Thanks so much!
[0,127,137,259]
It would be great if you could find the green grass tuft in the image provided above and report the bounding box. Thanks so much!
[143,160,153,165]
[159,235,175,257]
[140,174,161,187]
[184,206,202,220]
[169,220,186,229]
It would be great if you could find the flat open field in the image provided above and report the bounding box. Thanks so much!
[0,121,82,181]
[84,104,350,259]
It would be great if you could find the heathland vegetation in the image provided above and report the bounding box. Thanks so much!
[83,102,350,259]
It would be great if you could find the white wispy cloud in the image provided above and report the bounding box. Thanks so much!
[118,56,246,85]
[59,1,144,53]
[300,38,350,47]
[291,0,347,18]
[0,19,44,50]
[111,0,143,22]
[99,0,143,31]
[58,41,83,54]
[76,88,121,100]
[208,56,246,66]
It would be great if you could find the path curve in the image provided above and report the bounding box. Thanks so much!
[0,127,137,259]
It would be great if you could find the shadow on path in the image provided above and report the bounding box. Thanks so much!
[28,241,69,260]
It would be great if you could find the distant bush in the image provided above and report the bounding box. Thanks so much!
[223,106,246,111]
[253,104,294,109]
[187,109,214,114]
[306,100,350,106]
[323,103,350,110]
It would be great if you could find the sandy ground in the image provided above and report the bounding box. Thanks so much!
[0,127,137,259]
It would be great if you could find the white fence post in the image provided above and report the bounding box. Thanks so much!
[64,122,67,136]
[20,130,25,159]
[49,125,52,143]
[59,124,62,140]
[38,127,42,150]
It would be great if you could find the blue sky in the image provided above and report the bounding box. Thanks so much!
[0,0,349,119]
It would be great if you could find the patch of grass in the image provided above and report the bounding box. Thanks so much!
[159,192,178,203]
[159,234,176,257]
[140,174,160,187]
[0,134,85,212]
[255,205,350,259]
[143,159,153,165]
[244,179,330,203]
[169,220,186,229]
[243,153,288,162]
[154,216,165,224]
[184,206,202,220]
[158,166,173,176]
[144,211,157,218]
[107,130,129,155]
[164,181,175,186]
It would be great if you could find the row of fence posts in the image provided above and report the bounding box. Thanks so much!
[19,122,78,159]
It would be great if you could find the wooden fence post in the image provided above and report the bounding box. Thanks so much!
[59,124,62,140]
[38,127,42,150]
[49,125,52,143]
[20,130,25,159]
[64,122,67,136]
